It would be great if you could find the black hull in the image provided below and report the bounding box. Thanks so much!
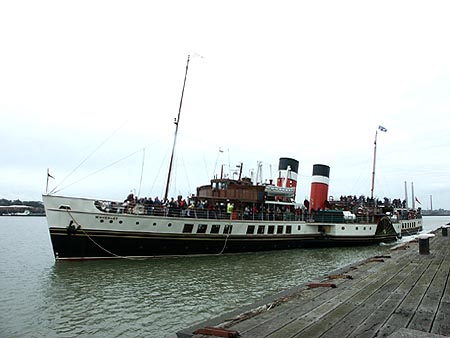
[49,228,399,259]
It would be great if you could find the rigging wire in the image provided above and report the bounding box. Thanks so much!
[52,145,149,194]
[49,122,128,194]
[181,154,192,197]
[137,148,145,197]
[148,146,171,199]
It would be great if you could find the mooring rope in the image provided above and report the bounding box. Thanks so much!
[217,230,230,255]
[66,209,231,259]
[66,210,143,260]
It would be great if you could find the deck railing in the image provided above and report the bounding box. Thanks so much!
[94,200,421,224]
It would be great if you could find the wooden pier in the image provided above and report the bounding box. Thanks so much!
[177,229,450,338]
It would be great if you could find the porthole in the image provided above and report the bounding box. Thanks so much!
[136,221,140,225]
[109,220,113,224]
[356,227,359,230]
[168,223,172,227]
[119,220,123,224]
[153,222,157,226]
[341,226,345,230]
[100,219,104,223]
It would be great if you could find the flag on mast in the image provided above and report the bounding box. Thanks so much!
[46,168,54,194]
[378,125,387,132]
[415,197,421,205]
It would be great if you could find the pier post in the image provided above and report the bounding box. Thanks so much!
[442,225,449,237]
[417,234,435,255]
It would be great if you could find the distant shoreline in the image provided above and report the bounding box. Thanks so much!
[421,211,450,216]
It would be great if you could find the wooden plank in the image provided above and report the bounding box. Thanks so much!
[317,259,430,338]
[347,260,433,338]
[262,259,412,338]
[430,244,450,336]
[230,260,383,337]
[409,245,450,333]
[374,241,447,337]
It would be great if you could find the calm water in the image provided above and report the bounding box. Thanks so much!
[1,216,448,338]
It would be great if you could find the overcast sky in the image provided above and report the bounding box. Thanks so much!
[1,1,450,209]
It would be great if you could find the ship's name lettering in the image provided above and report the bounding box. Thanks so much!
[95,216,118,220]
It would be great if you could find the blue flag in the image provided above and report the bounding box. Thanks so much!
[378,125,387,132]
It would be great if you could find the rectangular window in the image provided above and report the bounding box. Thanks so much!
[268,225,275,234]
[246,225,255,234]
[286,225,292,234]
[277,225,284,234]
[197,224,207,233]
[183,224,194,233]
[257,225,265,234]
[223,224,232,234]
[210,224,220,234]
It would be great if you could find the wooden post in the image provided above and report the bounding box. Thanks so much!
[417,234,435,255]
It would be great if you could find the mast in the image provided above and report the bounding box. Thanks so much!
[370,126,387,199]
[164,55,190,201]
[370,129,378,199]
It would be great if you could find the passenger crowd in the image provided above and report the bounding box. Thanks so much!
[335,195,408,209]
[94,193,305,221]
[94,192,419,222]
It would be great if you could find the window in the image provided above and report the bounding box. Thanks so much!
[277,225,284,234]
[257,225,265,234]
[183,224,194,233]
[246,225,255,234]
[223,225,232,234]
[268,225,275,234]
[297,225,301,231]
[211,224,220,234]
[286,225,292,234]
[197,224,207,233]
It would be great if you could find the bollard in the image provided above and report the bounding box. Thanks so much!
[442,225,449,237]
[417,234,435,255]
